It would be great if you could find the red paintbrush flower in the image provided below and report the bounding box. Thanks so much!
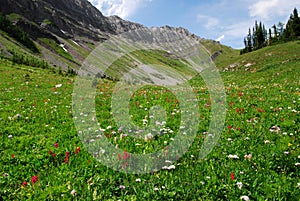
[75,147,80,154]
[257,108,265,113]
[22,181,28,187]
[123,150,130,160]
[31,176,38,184]
[64,151,70,163]
[53,142,58,148]
[230,172,235,180]
[12,154,15,159]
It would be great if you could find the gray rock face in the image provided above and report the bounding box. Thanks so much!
[0,0,203,41]
[0,0,218,69]
[0,0,144,41]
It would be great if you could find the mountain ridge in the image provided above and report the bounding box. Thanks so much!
[0,0,227,71]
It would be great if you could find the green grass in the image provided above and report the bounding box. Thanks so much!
[0,40,300,200]
[105,49,196,80]
[215,40,300,72]
[38,38,75,62]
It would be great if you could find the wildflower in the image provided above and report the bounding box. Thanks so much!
[48,150,57,157]
[256,108,265,113]
[295,163,300,166]
[230,172,235,180]
[284,151,289,155]
[154,187,159,191]
[22,181,28,187]
[269,126,281,133]
[244,154,252,160]
[64,152,70,163]
[75,147,80,154]
[123,150,130,160]
[117,153,122,160]
[236,108,245,114]
[70,189,76,196]
[238,92,243,97]
[8,135,13,139]
[228,154,239,159]
[53,142,58,148]
[136,178,141,182]
[237,182,243,190]
[12,154,15,159]
[264,140,270,144]
[55,84,63,88]
[31,176,38,184]
[3,173,9,177]
[288,143,293,147]
[168,165,176,170]
[144,133,153,141]
[297,183,300,188]
[119,185,125,189]
[240,195,250,201]
[13,114,22,119]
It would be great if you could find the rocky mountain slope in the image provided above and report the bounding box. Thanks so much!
[0,0,227,71]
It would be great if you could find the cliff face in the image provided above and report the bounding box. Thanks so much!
[0,0,219,70]
[0,0,145,41]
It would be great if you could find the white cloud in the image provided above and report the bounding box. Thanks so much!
[88,0,152,19]
[216,35,225,42]
[249,0,300,20]
[223,20,254,38]
[197,14,219,29]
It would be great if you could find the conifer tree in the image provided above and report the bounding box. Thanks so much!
[284,8,300,40]
[247,28,252,52]
[268,28,272,45]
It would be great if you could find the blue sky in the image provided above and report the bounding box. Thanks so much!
[88,0,300,49]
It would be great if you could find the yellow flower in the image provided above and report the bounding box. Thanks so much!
[288,143,293,147]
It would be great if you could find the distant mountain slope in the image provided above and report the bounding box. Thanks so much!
[0,0,229,72]
[0,0,145,40]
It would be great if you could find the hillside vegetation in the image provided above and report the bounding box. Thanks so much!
[0,40,299,200]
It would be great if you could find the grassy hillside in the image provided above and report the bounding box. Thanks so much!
[0,40,299,200]
[215,40,300,72]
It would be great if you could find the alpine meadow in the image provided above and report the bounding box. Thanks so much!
[0,0,300,200]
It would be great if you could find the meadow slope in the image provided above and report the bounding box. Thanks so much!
[0,41,300,200]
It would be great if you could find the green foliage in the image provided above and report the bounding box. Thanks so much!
[9,49,50,69]
[240,21,268,54]
[283,8,300,41]
[241,8,300,55]
[0,14,39,53]
[38,38,75,62]
[0,41,299,200]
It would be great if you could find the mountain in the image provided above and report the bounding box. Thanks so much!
[0,0,228,73]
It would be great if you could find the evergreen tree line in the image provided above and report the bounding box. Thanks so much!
[241,8,300,54]
[0,14,39,53]
[9,49,77,76]
[9,49,50,69]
